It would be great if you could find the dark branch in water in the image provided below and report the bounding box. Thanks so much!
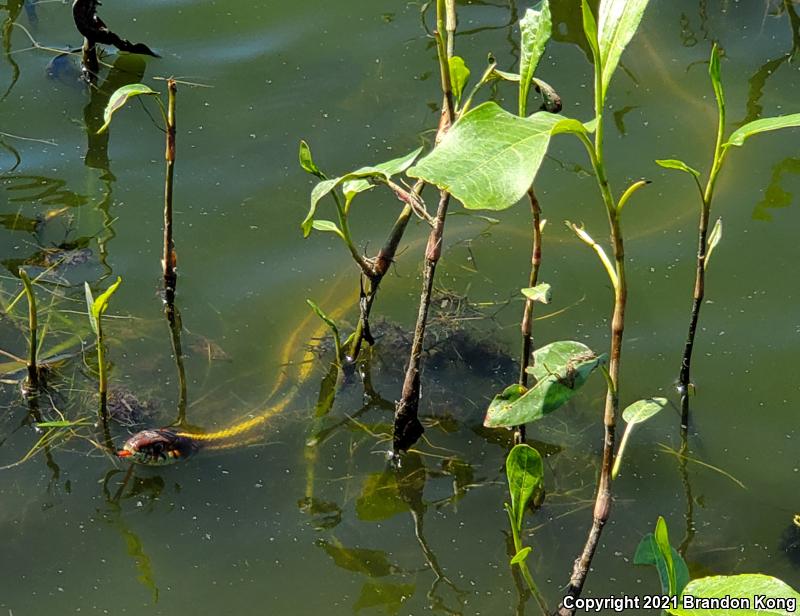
[72,0,159,57]
[72,0,158,81]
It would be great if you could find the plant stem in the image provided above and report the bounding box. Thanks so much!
[559,68,630,614]
[515,189,543,444]
[18,269,38,391]
[393,0,456,453]
[163,79,177,303]
[166,303,188,427]
[679,154,725,426]
[97,320,108,421]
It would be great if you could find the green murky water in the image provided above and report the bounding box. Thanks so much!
[1,1,799,614]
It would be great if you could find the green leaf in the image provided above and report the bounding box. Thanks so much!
[510,546,532,565]
[580,0,600,66]
[597,0,650,102]
[655,516,677,595]
[709,44,725,132]
[705,217,722,270]
[485,341,606,427]
[316,539,394,577]
[656,159,701,179]
[310,219,345,239]
[521,283,551,304]
[506,444,543,531]
[668,575,800,616]
[306,299,339,339]
[299,140,324,179]
[84,285,97,335]
[301,148,423,237]
[725,114,800,148]
[341,147,423,198]
[518,2,552,117]
[97,84,158,134]
[407,102,562,211]
[634,531,689,596]
[91,277,122,320]
[356,471,409,522]
[448,56,471,106]
[622,397,667,425]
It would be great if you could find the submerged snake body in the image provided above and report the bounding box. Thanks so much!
[117,390,296,465]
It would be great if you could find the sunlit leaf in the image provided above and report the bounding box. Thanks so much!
[655,516,677,595]
[98,84,158,133]
[506,444,543,531]
[725,114,800,148]
[635,518,689,596]
[510,546,532,565]
[90,277,122,321]
[485,341,605,427]
[709,44,725,131]
[668,575,800,616]
[448,56,470,106]
[342,147,423,198]
[521,283,551,304]
[596,0,650,102]
[656,159,700,179]
[705,217,722,270]
[580,0,600,65]
[301,148,422,237]
[299,140,324,179]
[310,219,345,239]
[306,299,339,339]
[622,397,667,425]
[408,102,563,210]
[519,2,552,116]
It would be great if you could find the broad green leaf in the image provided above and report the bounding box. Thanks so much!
[656,159,700,179]
[91,276,122,320]
[510,546,532,565]
[597,0,650,102]
[521,283,551,304]
[448,56,471,106]
[725,114,800,148]
[634,532,689,596]
[655,516,677,595]
[668,575,800,616]
[407,102,562,211]
[301,148,423,237]
[705,217,722,269]
[98,84,158,133]
[299,140,324,179]
[485,341,606,427]
[519,2,552,117]
[342,147,423,198]
[622,397,667,425]
[310,219,345,239]
[506,444,543,531]
[709,44,725,132]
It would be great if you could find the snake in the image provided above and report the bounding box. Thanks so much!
[116,281,357,466]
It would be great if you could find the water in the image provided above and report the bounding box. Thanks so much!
[1,0,799,613]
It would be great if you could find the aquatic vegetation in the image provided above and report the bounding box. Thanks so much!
[16,267,38,391]
[84,276,121,419]
[657,44,800,426]
[635,517,800,615]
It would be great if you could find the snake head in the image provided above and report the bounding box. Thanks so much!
[117,429,195,465]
